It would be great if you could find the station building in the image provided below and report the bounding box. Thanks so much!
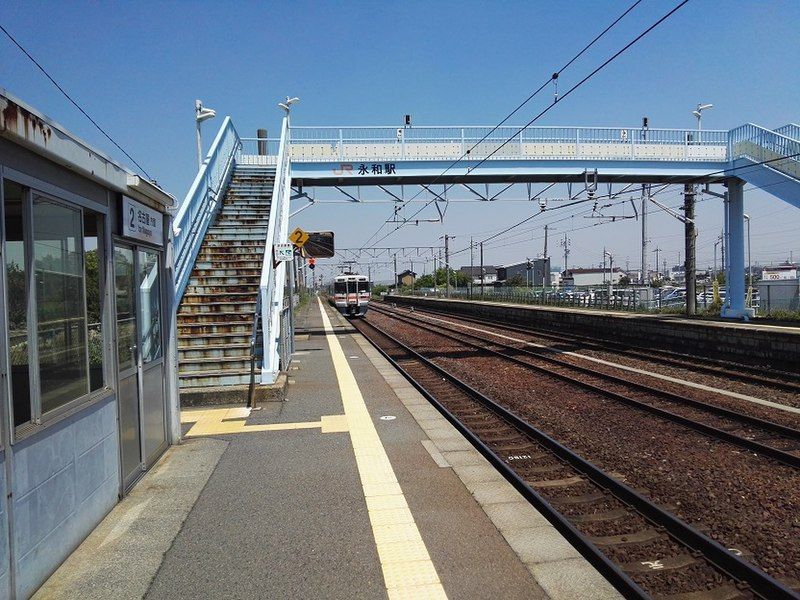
[0,90,180,598]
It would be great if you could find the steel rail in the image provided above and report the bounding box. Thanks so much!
[352,317,797,600]
[370,304,800,469]
[393,302,800,393]
[350,318,650,600]
[373,305,800,437]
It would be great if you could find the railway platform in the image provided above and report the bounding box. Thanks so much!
[34,297,618,600]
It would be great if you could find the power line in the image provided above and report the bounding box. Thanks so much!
[0,23,153,179]
[358,0,645,249]
[364,0,690,249]
[448,150,800,259]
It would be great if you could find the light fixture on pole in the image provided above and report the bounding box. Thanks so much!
[195,100,217,168]
[692,103,713,144]
[278,96,300,115]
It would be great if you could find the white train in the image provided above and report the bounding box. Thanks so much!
[333,274,370,317]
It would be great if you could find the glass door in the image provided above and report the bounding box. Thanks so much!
[137,247,166,465]
[114,242,168,491]
[114,242,142,490]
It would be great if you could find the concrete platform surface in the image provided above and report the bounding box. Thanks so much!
[34,297,620,600]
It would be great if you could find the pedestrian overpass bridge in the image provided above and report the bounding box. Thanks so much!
[172,117,800,389]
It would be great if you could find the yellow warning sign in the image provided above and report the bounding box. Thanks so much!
[289,227,309,248]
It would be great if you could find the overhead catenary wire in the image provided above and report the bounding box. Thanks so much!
[446,151,800,263]
[358,0,646,249]
[363,0,691,250]
[0,23,153,180]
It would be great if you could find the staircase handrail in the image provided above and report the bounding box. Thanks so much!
[173,116,241,301]
[247,290,263,408]
[775,124,800,142]
[728,123,800,181]
[258,116,291,382]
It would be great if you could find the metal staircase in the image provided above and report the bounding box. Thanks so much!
[177,165,275,393]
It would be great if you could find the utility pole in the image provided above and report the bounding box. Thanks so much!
[433,255,438,293]
[641,184,649,284]
[720,228,726,278]
[444,235,451,297]
[560,234,571,278]
[393,253,398,292]
[480,242,485,299]
[543,224,549,259]
[652,246,661,280]
[470,236,474,296]
[367,264,372,290]
[684,184,696,315]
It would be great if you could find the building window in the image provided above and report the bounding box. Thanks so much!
[137,248,162,363]
[84,212,104,392]
[33,196,89,413]
[3,180,32,426]
[2,180,108,431]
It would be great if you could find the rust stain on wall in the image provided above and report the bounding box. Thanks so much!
[1,99,52,144]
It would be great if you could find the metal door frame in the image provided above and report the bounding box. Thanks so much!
[136,245,168,467]
[113,239,145,492]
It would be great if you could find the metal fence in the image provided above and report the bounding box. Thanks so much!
[286,125,729,163]
[395,285,728,314]
[238,138,281,165]
[728,124,800,180]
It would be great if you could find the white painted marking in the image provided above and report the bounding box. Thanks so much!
[402,311,800,416]
[380,415,397,421]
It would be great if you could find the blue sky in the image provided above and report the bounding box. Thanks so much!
[3,0,799,281]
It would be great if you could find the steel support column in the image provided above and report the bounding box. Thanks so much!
[720,179,754,319]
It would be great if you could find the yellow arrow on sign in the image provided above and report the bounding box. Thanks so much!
[289,227,309,248]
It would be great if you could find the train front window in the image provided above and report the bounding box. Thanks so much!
[334,282,347,293]
[358,281,369,292]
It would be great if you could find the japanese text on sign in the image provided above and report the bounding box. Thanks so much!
[332,163,396,176]
[122,196,163,246]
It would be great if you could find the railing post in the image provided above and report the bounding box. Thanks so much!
[461,128,465,156]
[339,128,344,160]
[576,130,580,158]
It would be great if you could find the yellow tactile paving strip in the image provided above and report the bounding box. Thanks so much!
[318,298,448,600]
[181,407,349,437]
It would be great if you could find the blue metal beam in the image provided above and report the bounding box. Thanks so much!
[290,159,729,187]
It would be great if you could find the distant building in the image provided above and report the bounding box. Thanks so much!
[459,265,497,285]
[563,267,624,287]
[496,258,551,287]
[397,269,417,287]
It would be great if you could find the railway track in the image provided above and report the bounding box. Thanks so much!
[351,316,798,600]
[390,302,800,395]
[369,303,800,468]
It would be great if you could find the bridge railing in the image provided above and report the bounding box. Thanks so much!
[287,125,728,163]
[258,117,292,382]
[238,137,281,165]
[774,124,800,142]
[729,124,800,181]
[173,116,241,301]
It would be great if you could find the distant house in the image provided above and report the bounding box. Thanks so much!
[459,265,497,285]
[496,258,551,287]
[562,267,624,287]
[397,269,417,287]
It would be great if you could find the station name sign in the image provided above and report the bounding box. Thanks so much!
[333,163,397,176]
[122,196,163,247]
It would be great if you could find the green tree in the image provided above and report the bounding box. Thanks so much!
[507,274,526,287]
[618,275,631,287]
